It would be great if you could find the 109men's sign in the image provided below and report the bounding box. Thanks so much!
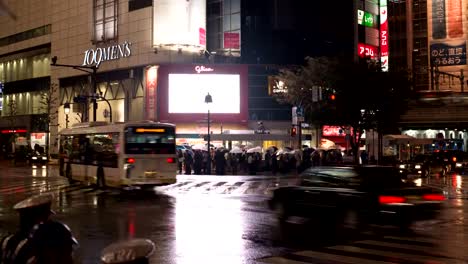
[82,41,132,67]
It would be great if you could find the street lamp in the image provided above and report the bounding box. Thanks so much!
[51,56,98,122]
[64,102,70,128]
[205,93,212,175]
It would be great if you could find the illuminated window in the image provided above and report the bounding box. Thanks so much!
[94,0,118,43]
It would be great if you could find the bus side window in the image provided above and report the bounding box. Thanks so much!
[92,133,118,168]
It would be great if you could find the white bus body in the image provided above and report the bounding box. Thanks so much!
[58,121,177,189]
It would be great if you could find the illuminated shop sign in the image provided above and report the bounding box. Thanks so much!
[380,0,389,71]
[267,76,288,95]
[195,65,214,73]
[358,43,379,58]
[1,129,27,134]
[145,66,159,121]
[82,41,132,67]
[357,10,376,28]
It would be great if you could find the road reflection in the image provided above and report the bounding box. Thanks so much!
[174,196,245,264]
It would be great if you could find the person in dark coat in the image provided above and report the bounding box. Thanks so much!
[193,150,203,175]
[0,194,78,264]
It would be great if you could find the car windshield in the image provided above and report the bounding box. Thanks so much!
[357,166,403,190]
[411,155,427,163]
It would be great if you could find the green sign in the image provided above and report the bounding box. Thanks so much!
[363,12,375,27]
[357,9,376,28]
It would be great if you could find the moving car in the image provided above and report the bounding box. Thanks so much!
[397,154,431,178]
[30,150,48,165]
[268,166,444,230]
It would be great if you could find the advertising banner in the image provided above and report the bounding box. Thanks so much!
[428,0,467,67]
[380,0,389,72]
[224,32,240,49]
[153,0,206,49]
[157,64,248,123]
[145,66,159,121]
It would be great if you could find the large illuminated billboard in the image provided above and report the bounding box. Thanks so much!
[153,0,206,50]
[168,74,240,114]
[158,65,248,123]
[428,0,466,67]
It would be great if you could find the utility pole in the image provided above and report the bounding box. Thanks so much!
[51,56,99,122]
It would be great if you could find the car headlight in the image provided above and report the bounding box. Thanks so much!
[415,165,421,169]
[456,163,463,167]
[32,157,37,160]
[399,164,405,169]
[42,156,47,160]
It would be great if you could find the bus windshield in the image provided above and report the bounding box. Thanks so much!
[125,126,176,154]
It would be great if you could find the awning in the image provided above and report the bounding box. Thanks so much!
[208,133,306,141]
[384,134,415,144]
[383,134,433,145]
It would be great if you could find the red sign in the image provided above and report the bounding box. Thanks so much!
[322,126,345,137]
[145,66,159,121]
[199,28,206,46]
[1,129,27,134]
[224,32,240,49]
[358,43,378,58]
[380,8,388,57]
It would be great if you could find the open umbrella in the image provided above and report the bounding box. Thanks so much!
[229,147,243,154]
[246,146,262,153]
[192,144,207,151]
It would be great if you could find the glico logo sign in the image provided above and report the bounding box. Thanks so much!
[82,41,132,67]
[195,65,214,73]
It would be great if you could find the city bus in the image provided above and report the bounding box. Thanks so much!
[58,121,177,189]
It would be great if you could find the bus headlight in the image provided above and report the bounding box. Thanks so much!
[415,165,421,169]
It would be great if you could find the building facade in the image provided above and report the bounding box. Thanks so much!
[0,0,304,156]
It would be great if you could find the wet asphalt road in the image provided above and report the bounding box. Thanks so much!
[1,163,468,263]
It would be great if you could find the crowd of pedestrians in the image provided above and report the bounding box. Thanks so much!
[176,145,375,176]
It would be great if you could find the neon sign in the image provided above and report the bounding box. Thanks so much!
[358,43,379,58]
[194,65,214,73]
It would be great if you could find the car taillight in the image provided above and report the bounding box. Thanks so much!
[126,158,135,164]
[379,196,406,204]
[422,194,445,201]
[166,157,175,163]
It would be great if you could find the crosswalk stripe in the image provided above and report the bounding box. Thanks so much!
[258,257,310,264]
[326,245,451,263]
[295,250,396,264]
[352,240,450,259]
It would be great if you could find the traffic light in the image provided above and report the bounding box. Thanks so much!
[291,126,297,137]
[330,94,336,101]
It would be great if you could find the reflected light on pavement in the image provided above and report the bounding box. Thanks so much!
[174,196,245,264]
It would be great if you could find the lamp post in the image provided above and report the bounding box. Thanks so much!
[205,93,212,175]
[51,56,98,122]
[64,102,70,128]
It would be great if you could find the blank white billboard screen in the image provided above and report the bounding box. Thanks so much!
[168,74,240,113]
[153,0,206,48]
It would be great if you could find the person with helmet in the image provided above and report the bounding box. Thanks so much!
[101,238,155,264]
[0,193,78,264]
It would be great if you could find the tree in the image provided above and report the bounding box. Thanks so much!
[276,56,413,163]
[33,83,59,157]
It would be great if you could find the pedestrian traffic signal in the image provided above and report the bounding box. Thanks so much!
[291,126,297,137]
